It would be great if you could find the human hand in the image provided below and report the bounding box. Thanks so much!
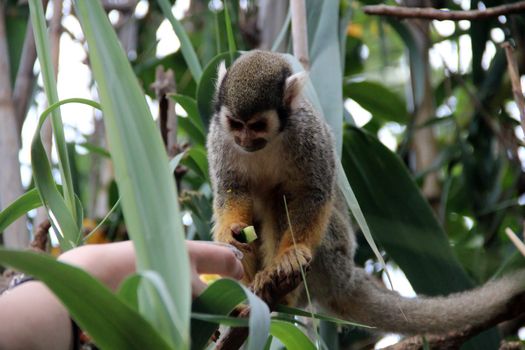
[187,240,244,298]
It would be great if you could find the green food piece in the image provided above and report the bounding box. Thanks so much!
[239,226,257,243]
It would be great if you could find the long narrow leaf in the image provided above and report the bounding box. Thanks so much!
[72,1,191,347]
[0,189,41,234]
[270,320,316,350]
[31,99,101,249]
[191,278,270,350]
[156,0,202,81]
[223,2,236,63]
[275,305,371,328]
[0,249,172,350]
[28,0,76,219]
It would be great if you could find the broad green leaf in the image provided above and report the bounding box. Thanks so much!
[118,274,141,312]
[0,189,41,234]
[72,0,190,347]
[270,319,316,350]
[6,2,28,87]
[0,249,172,350]
[171,94,206,146]
[183,146,209,180]
[196,51,241,131]
[179,117,206,146]
[307,0,344,154]
[342,126,499,349]
[191,278,270,350]
[156,0,202,81]
[170,94,204,132]
[29,0,77,220]
[344,80,409,123]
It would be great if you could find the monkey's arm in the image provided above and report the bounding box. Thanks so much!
[213,191,258,284]
[252,189,333,306]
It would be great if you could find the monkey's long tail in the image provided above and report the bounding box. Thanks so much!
[316,267,525,334]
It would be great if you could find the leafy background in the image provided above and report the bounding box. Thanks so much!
[0,0,525,349]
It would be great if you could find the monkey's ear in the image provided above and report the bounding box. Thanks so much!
[284,71,308,107]
[216,61,227,88]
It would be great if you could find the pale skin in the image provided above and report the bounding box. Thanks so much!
[0,240,244,350]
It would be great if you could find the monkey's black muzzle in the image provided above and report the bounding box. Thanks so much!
[236,138,267,152]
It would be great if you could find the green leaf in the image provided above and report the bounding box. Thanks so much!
[386,19,425,107]
[196,52,241,131]
[170,94,206,146]
[344,80,409,123]
[307,0,344,154]
[275,305,371,328]
[6,2,28,87]
[183,146,209,180]
[270,319,316,350]
[29,0,77,220]
[191,312,248,327]
[191,278,270,350]
[223,1,237,63]
[31,99,101,250]
[342,126,499,349]
[117,274,141,312]
[77,142,111,158]
[155,0,202,81]
[0,249,172,350]
[0,189,41,234]
[72,0,191,347]
[170,94,204,132]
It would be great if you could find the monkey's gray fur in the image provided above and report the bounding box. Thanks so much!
[207,50,525,336]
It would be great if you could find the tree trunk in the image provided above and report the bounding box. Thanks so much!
[405,0,441,207]
[0,3,29,248]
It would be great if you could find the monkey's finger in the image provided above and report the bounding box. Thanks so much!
[229,240,253,254]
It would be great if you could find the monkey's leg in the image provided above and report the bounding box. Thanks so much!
[252,196,333,306]
[213,195,258,284]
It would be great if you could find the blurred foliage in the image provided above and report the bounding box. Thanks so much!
[2,0,525,348]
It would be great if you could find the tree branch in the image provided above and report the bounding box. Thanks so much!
[290,0,309,70]
[363,1,525,21]
[502,42,525,138]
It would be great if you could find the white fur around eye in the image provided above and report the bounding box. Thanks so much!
[263,111,280,134]
[219,106,234,132]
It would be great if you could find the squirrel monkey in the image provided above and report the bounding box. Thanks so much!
[207,50,525,334]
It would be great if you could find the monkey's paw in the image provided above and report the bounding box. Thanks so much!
[252,245,312,306]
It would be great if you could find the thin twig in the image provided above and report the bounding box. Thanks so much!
[290,0,309,70]
[505,228,525,257]
[502,42,525,137]
[363,1,525,21]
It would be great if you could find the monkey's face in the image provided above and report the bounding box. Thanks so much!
[219,106,281,152]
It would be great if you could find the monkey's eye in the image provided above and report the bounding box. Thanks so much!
[228,118,244,130]
[249,121,267,132]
